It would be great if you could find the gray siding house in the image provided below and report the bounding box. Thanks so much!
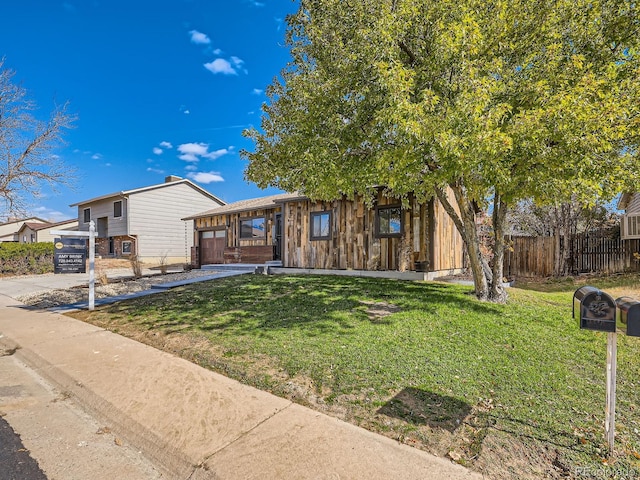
[71,176,225,263]
[0,217,47,242]
[619,193,640,240]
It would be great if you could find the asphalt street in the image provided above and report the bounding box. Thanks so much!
[0,414,47,480]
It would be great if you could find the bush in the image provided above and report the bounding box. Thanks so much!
[0,242,55,276]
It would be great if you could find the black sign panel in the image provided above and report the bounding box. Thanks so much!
[54,238,87,274]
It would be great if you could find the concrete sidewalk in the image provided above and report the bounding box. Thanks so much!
[0,295,482,480]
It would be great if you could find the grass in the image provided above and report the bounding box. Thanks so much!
[69,274,640,479]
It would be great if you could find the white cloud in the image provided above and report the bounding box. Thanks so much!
[230,56,244,68]
[204,148,230,160]
[187,171,224,184]
[178,142,210,156]
[147,167,166,175]
[153,147,163,155]
[184,165,198,171]
[213,48,222,55]
[177,142,231,163]
[160,141,173,149]
[32,206,72,222]
[184,109,190,115]
[252,88,263,95]
[204,58,237,75]
[189,30,211,45]
[92,153,102,160]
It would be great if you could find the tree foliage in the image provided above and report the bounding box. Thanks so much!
[0,59,76,216]
[243,0,640,301]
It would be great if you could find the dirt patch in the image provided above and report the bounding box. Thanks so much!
[16,270,218,309]
[359,300,401,321]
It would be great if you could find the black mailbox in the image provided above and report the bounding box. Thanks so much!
[573,286,616,332]
[615,297,640,337]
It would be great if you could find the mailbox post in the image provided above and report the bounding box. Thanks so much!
[573,286,618,456]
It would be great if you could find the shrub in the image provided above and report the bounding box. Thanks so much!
[0,243,55,276]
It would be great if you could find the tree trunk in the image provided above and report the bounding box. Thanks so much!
[489,192,508,303]
[435,184,489,301]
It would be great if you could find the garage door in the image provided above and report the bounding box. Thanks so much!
[200,230,226,264]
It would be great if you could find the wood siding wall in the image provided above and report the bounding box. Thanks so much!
[282,192,463,272]
[195,191,464,273]
[195,206,280,248]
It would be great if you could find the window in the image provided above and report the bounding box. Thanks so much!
[310,211,332,240]
[122,241,132,254]
[376,206,402,237]
[239,217,266,239]
[83,208,91,223]
[114,200,122,218]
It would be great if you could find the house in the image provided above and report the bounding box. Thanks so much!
[70,176,225,263]
[17,219,79,244]
[619,193,640,240]
[0,217,48,242]
[184,189,465,276]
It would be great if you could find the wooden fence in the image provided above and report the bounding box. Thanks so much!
[504,235,640,277]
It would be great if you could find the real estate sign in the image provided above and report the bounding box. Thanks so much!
[54,238,87,274]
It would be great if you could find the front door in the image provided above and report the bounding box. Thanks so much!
[200,230,226,264]
[274,213,283,261]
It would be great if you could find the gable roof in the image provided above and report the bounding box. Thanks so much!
[70,178,225,207]
[183,192,305,220]
[18,219,78,232]
[618,193,633,211]
[0,216,48,227]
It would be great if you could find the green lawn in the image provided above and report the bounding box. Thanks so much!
[71,274,640,479]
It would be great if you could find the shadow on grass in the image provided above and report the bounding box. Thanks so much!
[377,387,472,433]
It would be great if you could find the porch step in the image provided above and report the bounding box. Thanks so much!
[200,264,262,272]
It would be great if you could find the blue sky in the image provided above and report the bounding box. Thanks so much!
[0,0,297,222]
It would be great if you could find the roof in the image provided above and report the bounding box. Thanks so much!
[30,219,77,231]
[0,216,47,227]
[183,192,305,220]
[69,178,225,207]
[617,193,632,211]
[17,219,77,234]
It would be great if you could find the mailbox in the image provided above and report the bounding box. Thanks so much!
[615,297,640,337]
[573,286,616,332]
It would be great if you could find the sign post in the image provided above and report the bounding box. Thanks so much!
[88,221,95,310]
[51,220,96,311]
[605,332,617,456]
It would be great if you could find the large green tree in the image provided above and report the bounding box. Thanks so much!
[243,0,639,302]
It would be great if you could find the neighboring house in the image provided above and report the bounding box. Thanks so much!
[70,176,225,263]
[184,189,465,276]
[0,217,48,242]
[618,193,640,240]
[17,219,79,244]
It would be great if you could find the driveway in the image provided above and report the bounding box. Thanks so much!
[0,268,163,300]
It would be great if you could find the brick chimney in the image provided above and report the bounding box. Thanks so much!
[165,175,182,183]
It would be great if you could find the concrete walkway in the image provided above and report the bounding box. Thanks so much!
[0,278,483,479]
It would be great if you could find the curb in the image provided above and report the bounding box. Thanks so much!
[0,334,205,479]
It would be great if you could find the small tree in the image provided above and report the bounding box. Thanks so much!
[0,59,76,215]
